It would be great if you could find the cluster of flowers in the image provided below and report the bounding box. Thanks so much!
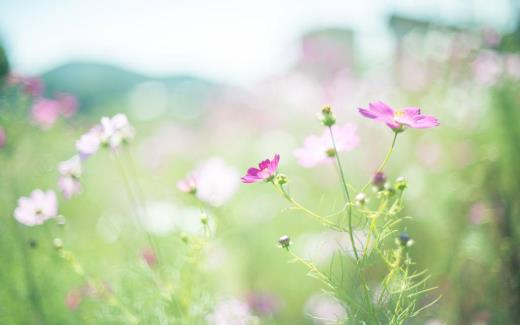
[14,113,135,226]
[8,74,78,129]
[242,101,439,183]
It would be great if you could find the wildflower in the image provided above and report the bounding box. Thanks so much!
[14,189,58,226]
[397,232,413,247]
[56,93,78,118]
[241,154,280,183]
[65,289,82,311]
[141,248,157,267]
[358,101,439,131]
[0,127,6,148]
[8,74,43,97]
[75,127,102,159]
[372,171,387,191]
[207,298,257,325]
[294,124,359,168]
[193,158,239,206]
[177,173,197,194]
[100,113,135,148]
[278,235,291,249]
[31,98,61,129]
[58,156,82,199]
[245,292,280,316]
[304,293,347,324]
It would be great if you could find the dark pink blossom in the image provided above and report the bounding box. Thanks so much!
[8,74,44,97]
[241,154,280,184]
[358,101,439,130]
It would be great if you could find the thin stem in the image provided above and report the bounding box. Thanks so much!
[328,126,359,261]
[360,132,399,193]
[110,150,160,264]
[271,182,343,231]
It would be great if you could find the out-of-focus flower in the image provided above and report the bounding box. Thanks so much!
[31,98,61,129]
[304,293,347,324]
[58,155,82,199]
[8,74,43,97]
[0,127,6,148]
[141,248,157,267]
[245,291,281,316]
[14,189,58,226]
[194,158,240,206]
[505,54,520,80]
[177,173,198,194]
[75,113,134,159]
[358,101,439,130]
[76,127,102,159]
[294,123,359,168]
[56,93,78,118]
[372,171,387,191]
[65,289,82,311]
[472,51,503,86]
[207,298,257,325]
[241,154,280,183]
[100,113,135,148]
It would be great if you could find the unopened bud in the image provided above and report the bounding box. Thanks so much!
[372,171,387,191]
[275,174,288,185]
[53,238,63,250]
[56,215,66,226]
[200,213,208,225]
[28,239,37,249]
[395,176,407,191]
[319,105,336,127]
[278,235,291,249]
[355,192,367,206]
[397,232,413,247]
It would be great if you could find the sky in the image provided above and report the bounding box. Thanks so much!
[0,0,516,85]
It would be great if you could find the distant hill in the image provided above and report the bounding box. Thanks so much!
[41,61,218,113]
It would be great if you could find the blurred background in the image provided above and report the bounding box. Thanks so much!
[1,0,520,324]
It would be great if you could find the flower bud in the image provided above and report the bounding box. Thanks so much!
[395,176,407,191]
[372,171,387,191]
[278,235,291,249]
[325,148,336,158]
[53,238,63,250]
[180,232,189,244]
[200,213,208,225]
[397,232,413,247]
[319,105,336,127]
[28,238,37,249]
[355,192,367,206]
[275,174,288,186]
[56,215,66,226]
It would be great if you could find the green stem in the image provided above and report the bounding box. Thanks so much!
[271,182,342,231]
[360,132,398,193]
[328,126,359,261]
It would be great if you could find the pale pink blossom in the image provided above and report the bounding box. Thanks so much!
[76,127,102,159]
[177,173,198,193]
[0,127,5,148]
[31,98,61,129]
[294,124,359,168]
[14,190,58,226]
[8,74,43,97]
[359,101,439,130]
[58,176,81,199]
[56,93,78,118]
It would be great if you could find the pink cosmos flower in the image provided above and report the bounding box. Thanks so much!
[31,98,61,129]
[8,74,44,97]
[56,93,78,118]
[76,127,102,159]
[177,173,198,193]
[0,127,6,148]
[241,154,280,183]
[294,123,359,168]
[14,189,58,226]
[358,101,439,130]
[141,248,157,267]
[58,156,82,199]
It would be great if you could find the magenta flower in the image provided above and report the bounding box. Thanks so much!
[294,123,359,168]
[241,154,280,183]
[8,74,44,97]
[31,98,61,129]
[14,189,58,226]
[358,102,439,130]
